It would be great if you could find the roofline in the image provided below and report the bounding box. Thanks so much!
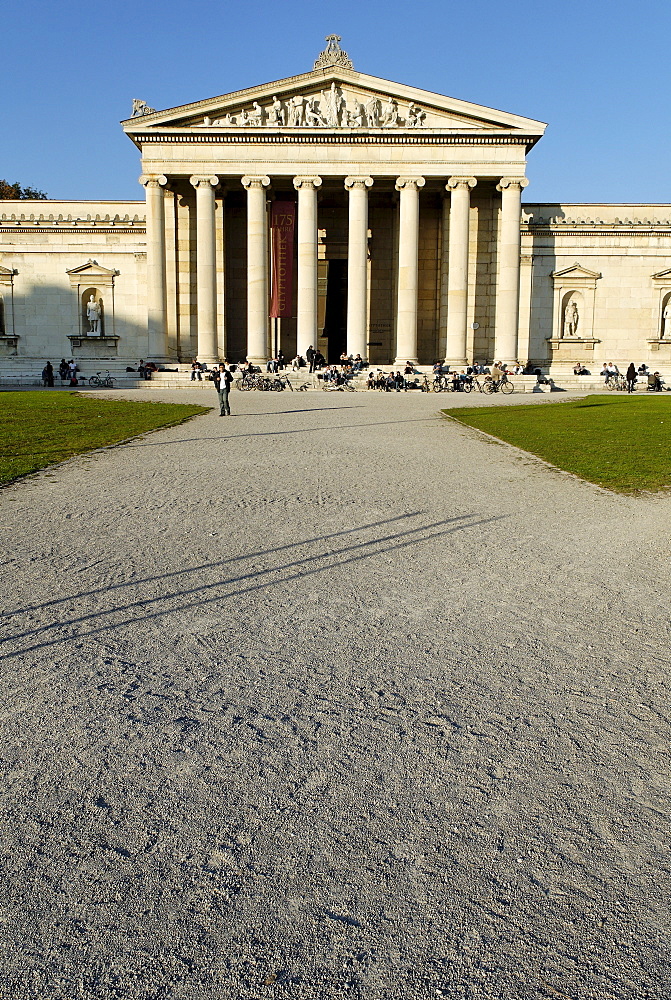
[122,65,547,134]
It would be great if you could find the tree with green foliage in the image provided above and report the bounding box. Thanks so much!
[0,179,48,200]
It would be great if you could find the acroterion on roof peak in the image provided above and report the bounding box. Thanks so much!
[313,35,354,71]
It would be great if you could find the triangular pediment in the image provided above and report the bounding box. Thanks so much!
[66,259,118,278]
[122,66,546,137]
[652,268,671,281]
[551,263,602,280]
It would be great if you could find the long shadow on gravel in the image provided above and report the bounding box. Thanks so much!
[1,512,505,659]
[7,512,427,616]
[125,416,441,447]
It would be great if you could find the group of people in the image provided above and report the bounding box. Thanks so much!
[41,359,82,386]
[39,358,168,387]
[599,362,665,392]
[366,370,412,391]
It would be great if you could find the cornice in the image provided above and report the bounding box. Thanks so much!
[524,225,671,236]
[0,227,146,235]
[133,131,536,147]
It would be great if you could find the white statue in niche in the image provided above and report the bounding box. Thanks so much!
[662,302,671,338]
[86,294,102,335]
[380,98,399,127]
[563,299,579,338]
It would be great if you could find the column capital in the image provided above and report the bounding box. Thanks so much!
[395,176,425,192]
[446,176,477,191]
[139,174,168,189]
[293,175,322,190]
[241,175,270,190]
[190,175,219,189]
[344,176,374,190]
[497,177,529,193]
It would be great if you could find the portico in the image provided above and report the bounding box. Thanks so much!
[124,39,545,368]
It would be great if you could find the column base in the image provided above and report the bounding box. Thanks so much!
[247,355,269,366]
[394,356,418,368]
[443,356,467,367]
[198,354,220,365]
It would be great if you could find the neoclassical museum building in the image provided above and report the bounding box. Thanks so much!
[2,37,671,372]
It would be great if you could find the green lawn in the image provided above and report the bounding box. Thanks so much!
[442,394,671,493]
[1,392,211,486]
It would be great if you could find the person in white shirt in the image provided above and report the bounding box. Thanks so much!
[213,364,233,415]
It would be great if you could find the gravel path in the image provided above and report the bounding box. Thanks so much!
[2,386,670,1000]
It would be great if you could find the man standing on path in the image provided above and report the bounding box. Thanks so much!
[213,363,233,416]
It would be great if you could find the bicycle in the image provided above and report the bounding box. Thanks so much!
[462,375,485,393]
[87,370,116,387]
[322,376,357,391]
[606,373,627,391]
[272,375,294,391]
[482,374,514,394]
[236,374,263,390]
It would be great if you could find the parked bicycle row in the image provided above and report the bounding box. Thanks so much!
[364,368,515,393]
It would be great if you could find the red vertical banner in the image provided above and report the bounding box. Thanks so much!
[270,201,295,319]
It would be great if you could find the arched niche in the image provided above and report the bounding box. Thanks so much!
[660,290,671,339]
[65,259,120,356]
[548,262,601,359]
[82,286,104,336]
[560,290,584,338]
[0,266,19,355]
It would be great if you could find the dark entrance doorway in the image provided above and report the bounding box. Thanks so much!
[323,259,347,362]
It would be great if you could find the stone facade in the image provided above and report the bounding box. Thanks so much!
[1,42,671,373]
[0,203,146,364]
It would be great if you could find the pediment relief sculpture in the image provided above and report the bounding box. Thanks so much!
[202,84,467,130]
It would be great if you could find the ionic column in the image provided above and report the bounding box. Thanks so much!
[293,176,322,358]
[344,176,373,358]
[394,176,425,366]
[495,177,529,362]
[140,174,168,360]
[242,175,271,364]
[444,176,477,364]
[190,175,219,363]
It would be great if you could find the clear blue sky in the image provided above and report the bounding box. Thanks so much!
[4,0,670,204]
